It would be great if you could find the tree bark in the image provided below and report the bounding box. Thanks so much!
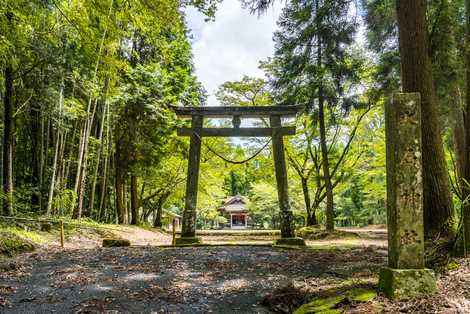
[89,87,108,218]
[449,86,465,185]
[39,110,45,212]
[461,0,470,253]
[115,153,125,224]
[301,177,317,226]
[153,192,170,228]
[130,175,139,225]
[46,82,64,215]
[3,64,14,216]
[30,92,42,212]
[318,94,334,231]
[396,0,455,240]
[316,31,334,231]
[72,123,86,216]
[98,106,111,221]
[76,99,98,218]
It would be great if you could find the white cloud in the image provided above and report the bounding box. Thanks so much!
[185,0,281,106]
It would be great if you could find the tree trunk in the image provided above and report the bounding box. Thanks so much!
[46,82,64,215]
[154,197,164,228]
[125,180,130,224]
[3,64,14,216]
[449,86,466,184]
[72,123,86,216]
[115,158,125,224]
[318,96,334,231]
[396,0,455,240]
[461,0,470,254]
[316,36,334,231]
[301,177,317,226]
[56,129,68,216]
[77,99,98,218]
[39,110,45,212]
[99,106,112,216]
[89,93,108,218]
[130,175,139,225]
[30,93,42,212]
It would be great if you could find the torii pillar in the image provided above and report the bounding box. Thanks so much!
[181,115,202,240]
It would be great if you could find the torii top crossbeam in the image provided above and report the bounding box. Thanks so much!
[171,105,300,119]
[171,105,300,137]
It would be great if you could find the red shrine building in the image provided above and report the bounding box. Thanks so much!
[218,195,250,229]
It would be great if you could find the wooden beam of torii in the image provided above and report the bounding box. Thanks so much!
[171,105,306,246]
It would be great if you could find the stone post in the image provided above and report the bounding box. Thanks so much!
[379,93,436,299]
[177,115,203,245]
[270,115,305,246]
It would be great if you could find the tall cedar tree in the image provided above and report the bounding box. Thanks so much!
[2,11,14,216]
[272,0,362,230]
[462,0,470,253]
[395,0,455,241]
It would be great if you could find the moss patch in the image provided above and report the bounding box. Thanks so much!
[447,260,460,272]
[378,267,436,300]
[102,238,131,247]
[297,227,360,240]
[0,231,35,257]
[274,237,306,247]
[293,288,377,314]
[174,237,203,246]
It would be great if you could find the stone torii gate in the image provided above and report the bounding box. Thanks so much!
[172,105,306,246]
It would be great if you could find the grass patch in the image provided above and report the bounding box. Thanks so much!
[5,227,49,244]
[0,229,36,257]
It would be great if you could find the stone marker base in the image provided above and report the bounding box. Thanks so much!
[174,237,202,246]
[378,267,436,300]
[273,237,306,247]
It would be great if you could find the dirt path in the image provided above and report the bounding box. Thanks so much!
[112,226,172,246]
[1,228,468,313]
[45,225,173,250]
[0,246,387,313]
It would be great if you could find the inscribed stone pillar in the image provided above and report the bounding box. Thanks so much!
[379,93,436,299]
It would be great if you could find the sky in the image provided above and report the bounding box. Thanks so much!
[185,0,282,107]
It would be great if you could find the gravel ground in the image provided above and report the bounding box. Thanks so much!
[0,245,387,313]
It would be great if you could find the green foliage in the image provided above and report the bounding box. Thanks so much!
[216,75,272,107]
[0,0,214,222]
[270,0,364,109]
[248,182,280,229]
[0,230,35,257]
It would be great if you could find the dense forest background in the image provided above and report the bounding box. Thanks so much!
[0,0,469,248]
